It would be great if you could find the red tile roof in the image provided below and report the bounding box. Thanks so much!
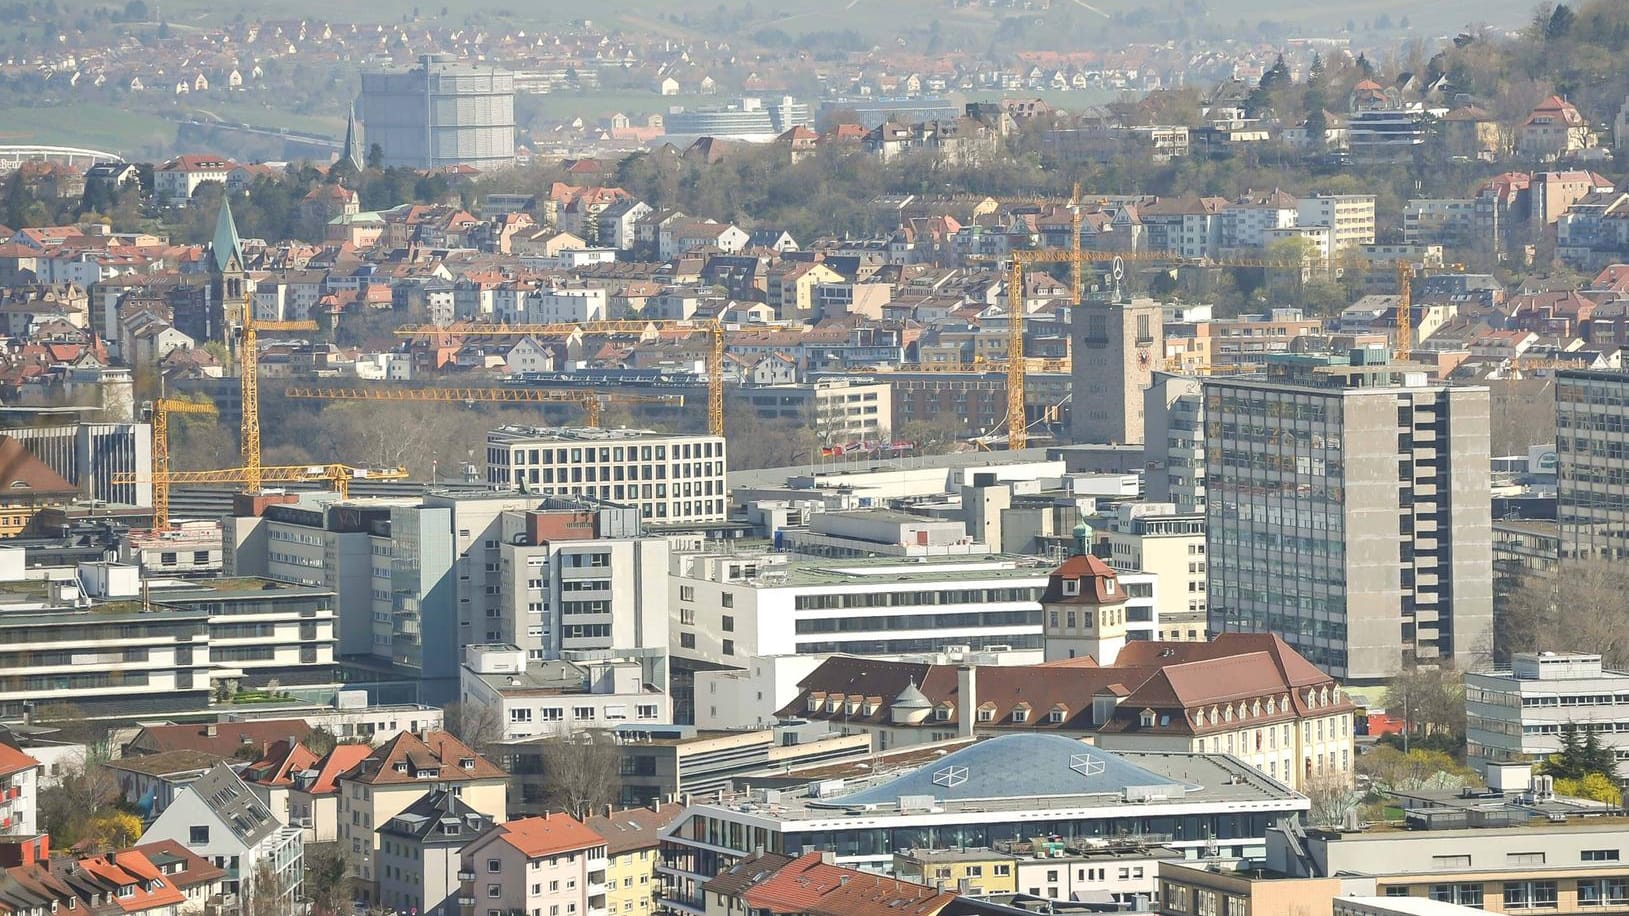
[489,813,604,857]
[739,852,954,916]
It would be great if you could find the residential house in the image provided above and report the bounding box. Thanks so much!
[377,788,494,916]
[240,739,320,829]
[338,730,508,904]
[703,851,955,916]
[1518,96,1594,160]
[137,763,304,908]
[0,840,227,916]
[0,743,40,836]
[0,437,79,538]
[287,744,372,844]
[457,814,608,916]
[582,803,681,916]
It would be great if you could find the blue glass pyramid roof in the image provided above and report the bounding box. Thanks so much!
[813,734,1194,807]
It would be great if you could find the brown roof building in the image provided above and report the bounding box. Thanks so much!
[779,632,1354,793]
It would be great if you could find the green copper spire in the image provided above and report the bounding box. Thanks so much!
[211,196,243,274]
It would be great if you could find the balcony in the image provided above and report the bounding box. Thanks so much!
[457,871,476,882]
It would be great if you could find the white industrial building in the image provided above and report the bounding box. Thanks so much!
[485,427,727,525]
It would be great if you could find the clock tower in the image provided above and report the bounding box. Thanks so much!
[1070,294,1164,445]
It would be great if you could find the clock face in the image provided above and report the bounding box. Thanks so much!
[1137,347,1151,368]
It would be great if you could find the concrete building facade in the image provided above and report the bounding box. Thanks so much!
[1071,296,1163,445]
[1204,354,1493,681]
[360,54,516,171]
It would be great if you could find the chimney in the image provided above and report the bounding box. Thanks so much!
[957,665,977,738]
[820,851,837,865]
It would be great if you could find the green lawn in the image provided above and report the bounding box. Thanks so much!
[521,91,717,125]
[0,103,175,156]
[178,98,347,138]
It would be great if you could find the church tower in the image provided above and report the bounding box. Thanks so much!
[341,102,364,172]
[207,197,246,343]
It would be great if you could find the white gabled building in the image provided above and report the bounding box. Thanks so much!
[138,763,304,908]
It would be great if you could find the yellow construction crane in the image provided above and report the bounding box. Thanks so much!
[141,397,219,531]
[282,386,684,427]
[238,296,319,493]
[1395,261,1413,361]
[393,320,725,436]
[115,464,410,506]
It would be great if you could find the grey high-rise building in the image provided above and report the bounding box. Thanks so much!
[1144,371,1206,513]
[1071,295,1164,445]
[1204,352,1493,681]
[1557,368,1629,560]
[360,54,515,171]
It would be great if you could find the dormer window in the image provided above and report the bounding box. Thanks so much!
[1104,579,1116,594]
[1048,705,1067,724]
[807,695,821,712]
[1062,578,1080,596]
[1012,708,1028,723]
[976,705,995,723]
[1139,709,1156,727]
[933,705,951,721]
[460,758,476,770]
[394,762,409,773]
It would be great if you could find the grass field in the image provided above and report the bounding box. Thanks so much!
[0,103,175,155]
[179,98,347,138]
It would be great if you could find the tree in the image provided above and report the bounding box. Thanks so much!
[241,859,289,916]
[1356,745,1476,791]
[82,811,143,849]
[1555,772,1622,805]
[37,748,121,844]
[366,143,384,171]
[1303,772,1359,827]
[1498,559,1629,667]
[444,701,504,761]
[540,729,623,820]
[1383,665,1466,747]
[1542,722,1616,781]
[305,726,339,757]
[1546,3,1576,40]
[303,843,353,916]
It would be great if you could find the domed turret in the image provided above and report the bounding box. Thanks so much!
[891,678,933,725]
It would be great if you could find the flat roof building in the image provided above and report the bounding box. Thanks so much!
[485,426,726,526]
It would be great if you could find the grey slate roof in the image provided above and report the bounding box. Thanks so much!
[376,787,494,846]
[189,763,281,846]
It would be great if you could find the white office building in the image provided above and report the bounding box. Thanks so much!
[458,645,670,742]
[669,553,1050,666]
[1466,651,1629,777]
[485,427,727,525]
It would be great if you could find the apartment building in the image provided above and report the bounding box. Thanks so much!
[1299,194,1378,252]
[150,578,339,688]
[736,379,893,440]
[1204,353,1494,681]
[1097,502,1207,641]
[1466,652,1629,776]
[1556,369,1629,560]
[1145,372,1207,515]
[338,730,509,904]
[458,645,670,743]
[377,788,495,916]
[457,814,608,916]
[485,427,727,526]
[582,803,680,916]
[0,743,39,836]
[494,497,669,671]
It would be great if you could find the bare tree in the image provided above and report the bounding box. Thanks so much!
[38,746,122,844]
[239,859,289,916]
[540,729,624,819]
[1499,558,1629,667]
[1303,773,1359,828]
[1382,665,1466,741]
[444,700,505,761]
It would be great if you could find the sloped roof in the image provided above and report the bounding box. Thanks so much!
[242,739,319,788]
[341,730,505,785]
[377,787,494,845]
[821,734,1189,808]
[702,851,795,897]
[0,437,77,496]
[210,199,243,274]
[487,813,604,857]
[738,852,953,916]
[125,719,312,757]
[0,744,39,779]
[582,802,684,857]
[298,743,372,796]
[179,764,281,846]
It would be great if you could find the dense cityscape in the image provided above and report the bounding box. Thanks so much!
[0,0,1625,915]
